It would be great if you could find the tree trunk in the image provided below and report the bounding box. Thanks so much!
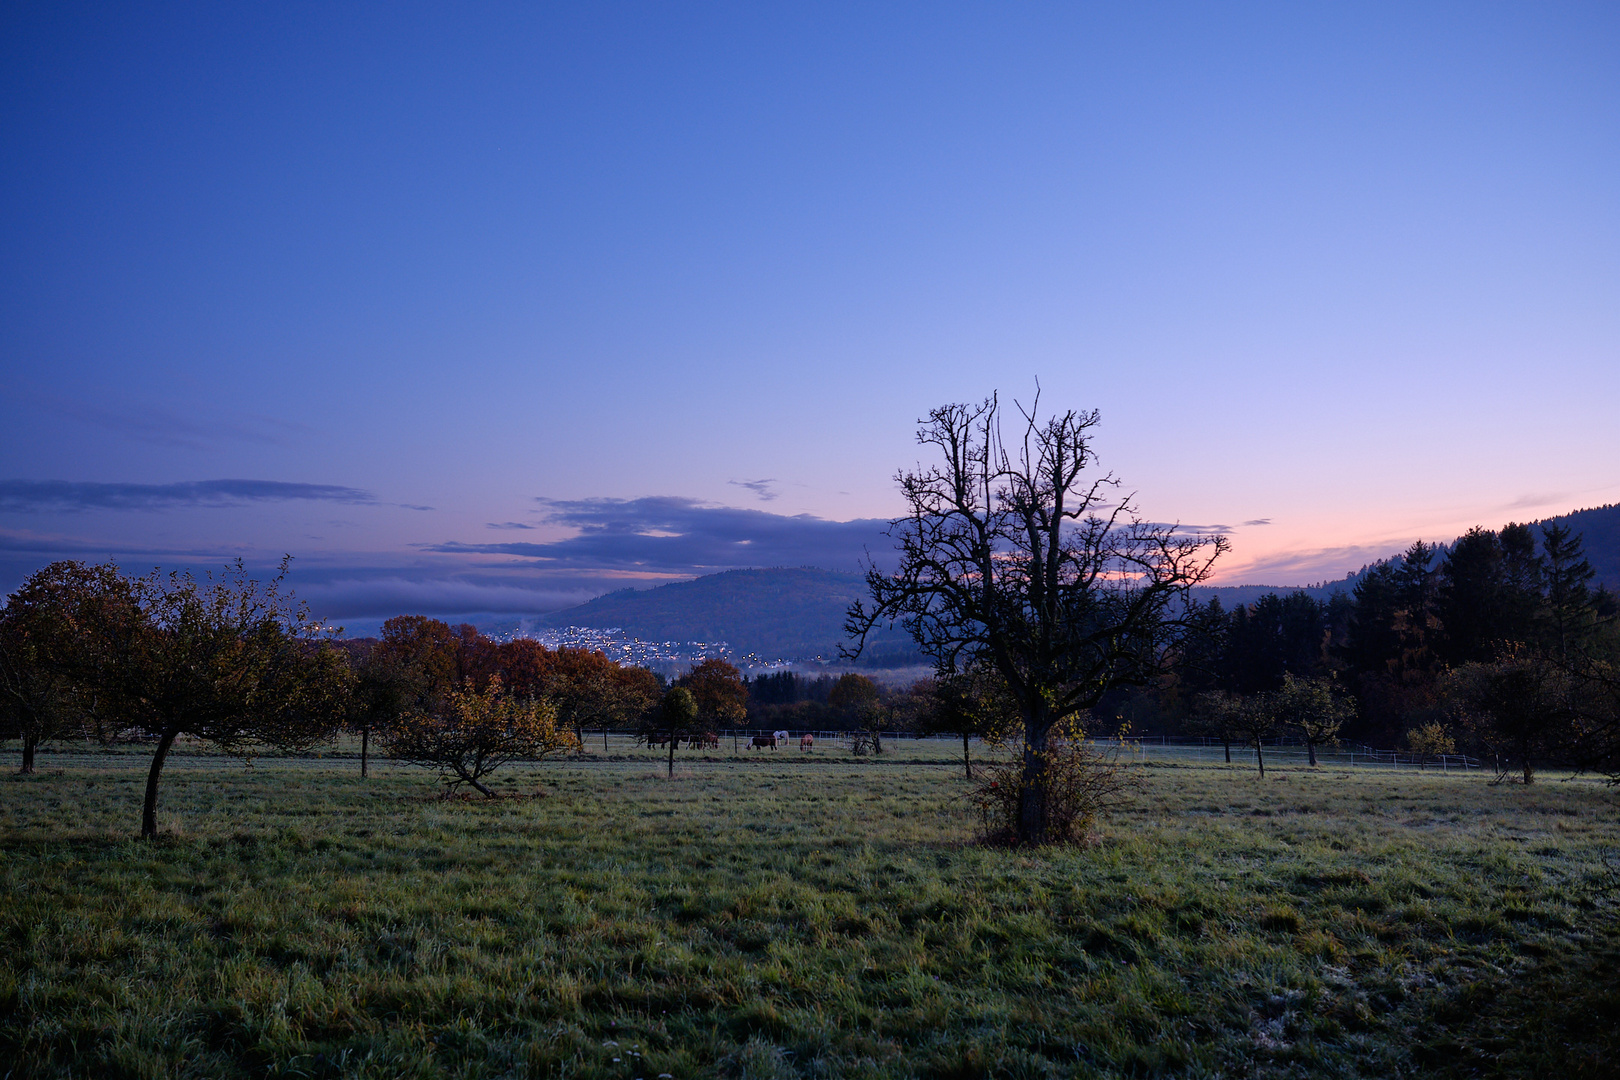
[1016,714,1049,845]
[1254,739,1265,778]
[142,724,182,839]
[20,733,37,775]
[962,732,972,779]
[1522,758,1534,785]
[360,723,369,779]
[668,728,675,778]
[1306,737,1318,767]
[469,776,496,797]
[1223,739,1231,764]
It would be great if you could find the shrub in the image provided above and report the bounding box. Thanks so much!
[966,723,1136,845]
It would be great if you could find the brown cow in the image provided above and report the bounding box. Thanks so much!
[751,735,777,750]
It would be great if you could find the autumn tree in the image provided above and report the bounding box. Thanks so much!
[0,562,137,773]
[547,647,660,747]
[677,657,748,730]
[846,394,1225,844]
[382,674,577,796]
[340,615,463,778]
[497,638,553,700]
[105,559,351,838]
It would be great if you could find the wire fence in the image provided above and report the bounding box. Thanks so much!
[4,731,1481,774]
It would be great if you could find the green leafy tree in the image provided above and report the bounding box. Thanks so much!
[1269,674,1354,767]
[846,394,1225,844]
[1233,694,1279,777]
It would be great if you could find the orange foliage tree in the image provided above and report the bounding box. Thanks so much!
[677,657,748,731]
[381,674,577,796]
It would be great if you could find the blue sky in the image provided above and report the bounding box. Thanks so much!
[3,2,1617,622]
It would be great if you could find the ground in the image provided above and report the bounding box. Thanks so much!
[1,739,1617,1078]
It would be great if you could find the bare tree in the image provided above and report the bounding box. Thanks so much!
[846,394,1226,844]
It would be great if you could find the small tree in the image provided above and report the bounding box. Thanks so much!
[1232,693,1278,777]
[924,665,1020,777]
[1405,720,1456,767]
[547,647,661,748]
[382,675,577,796]
[1271,674,1354,767]
[1188,690,1245,764]
[1447,651,1574,784]
[967,718,1134,844]
[649,686,699,777]
[101,558,351,838]
[0,562,136,773]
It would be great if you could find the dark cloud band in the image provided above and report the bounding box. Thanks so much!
[0,479,376,512]
[424,496,891,572]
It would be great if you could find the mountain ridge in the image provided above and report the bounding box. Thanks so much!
[520,503,1620,663]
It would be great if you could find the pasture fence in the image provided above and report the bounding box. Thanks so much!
[584,730,1482,772]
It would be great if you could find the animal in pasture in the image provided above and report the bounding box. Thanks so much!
[800,733,814,751]
[751,735,777,750]
[687,732,719,749]
[773,730,789,747]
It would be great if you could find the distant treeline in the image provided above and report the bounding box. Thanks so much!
[1105,519,1619,770]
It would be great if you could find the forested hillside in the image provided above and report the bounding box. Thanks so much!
[533,505,1619,670]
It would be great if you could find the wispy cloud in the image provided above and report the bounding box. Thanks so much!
[728,478,779,501]
[0,479,377,512]
[0,526,242,559]
[424,496,890,572]
[45,398,314,450]
[1214,544,1396,586]
[293,576,600,618]
[1242,518,1272,527]
[1503,492,1568,512]
[485,521,537,530]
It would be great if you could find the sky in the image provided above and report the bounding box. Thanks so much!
[2,2,1618,624]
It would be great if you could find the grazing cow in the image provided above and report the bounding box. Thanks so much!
[751,735,777,750]
[800,733,814,752]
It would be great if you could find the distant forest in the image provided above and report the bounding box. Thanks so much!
[1111,511,1619,751]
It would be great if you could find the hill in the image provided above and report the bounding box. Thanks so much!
[536,566,918,665]
[1539,503,1620,588]
[530,504,1620,663]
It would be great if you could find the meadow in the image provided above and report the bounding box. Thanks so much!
[2,740,1618,1079]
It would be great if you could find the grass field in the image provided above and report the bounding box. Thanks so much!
[3,740,1618,1078]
